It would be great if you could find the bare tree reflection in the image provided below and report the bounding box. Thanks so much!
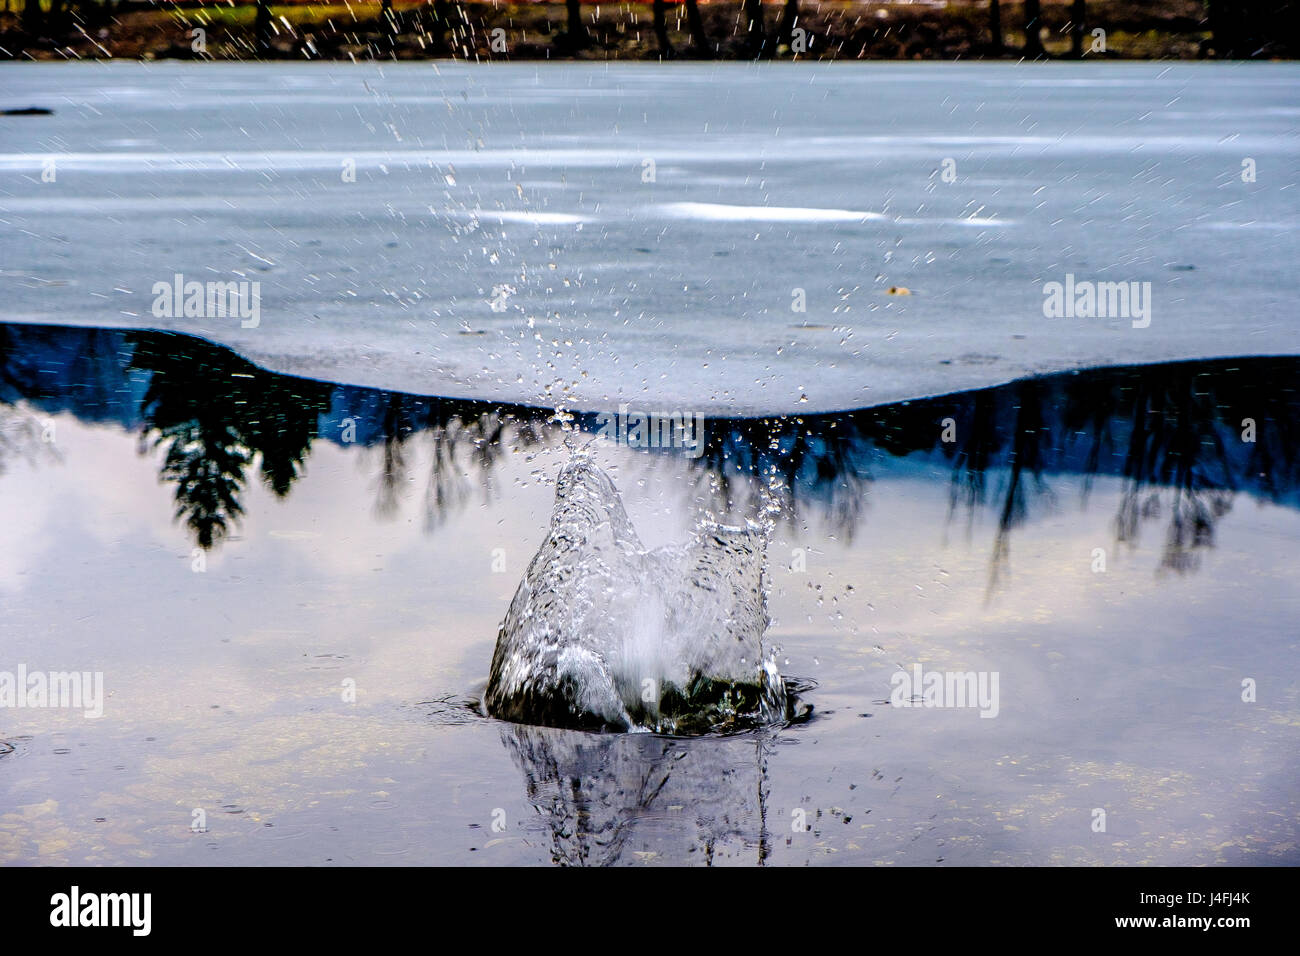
[372,393,414,520]
[987,380,1054,594]
[946,389,998,540]
[0,404,57,477]
[686,416,871,540]
[1105,370,1239,574]
[353,393,551,530]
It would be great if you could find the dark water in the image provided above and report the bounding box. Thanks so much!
[1,322,1298,865]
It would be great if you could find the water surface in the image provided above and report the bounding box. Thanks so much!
[1,322,1297,865]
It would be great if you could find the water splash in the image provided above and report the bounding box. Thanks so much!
[499,724,777,865]
[485,448,799,735]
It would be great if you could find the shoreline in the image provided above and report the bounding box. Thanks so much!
[5,316,1299,421]
[4,1,1292,64]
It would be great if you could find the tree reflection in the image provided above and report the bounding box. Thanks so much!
[1106,371,1236,574]
[1,322,1297,576]
[337,390,547,529]
[664,360,1299,588]
[128,332,333,549]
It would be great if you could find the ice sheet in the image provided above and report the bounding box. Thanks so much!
[1,62,1296,414]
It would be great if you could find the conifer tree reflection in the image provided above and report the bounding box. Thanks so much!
[128,332,332,549]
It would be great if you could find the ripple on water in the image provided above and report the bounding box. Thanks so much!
[252,824,310,842]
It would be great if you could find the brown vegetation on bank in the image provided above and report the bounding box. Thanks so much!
[1,1,1296,62]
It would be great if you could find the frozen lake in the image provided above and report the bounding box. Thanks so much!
[1,322,1297,865]
[0,62,1297,868]
[1,61,1297,414]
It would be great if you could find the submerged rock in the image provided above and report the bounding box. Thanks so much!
[485,451,795,734]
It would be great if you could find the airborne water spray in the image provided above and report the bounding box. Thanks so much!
[484,447,803,734]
